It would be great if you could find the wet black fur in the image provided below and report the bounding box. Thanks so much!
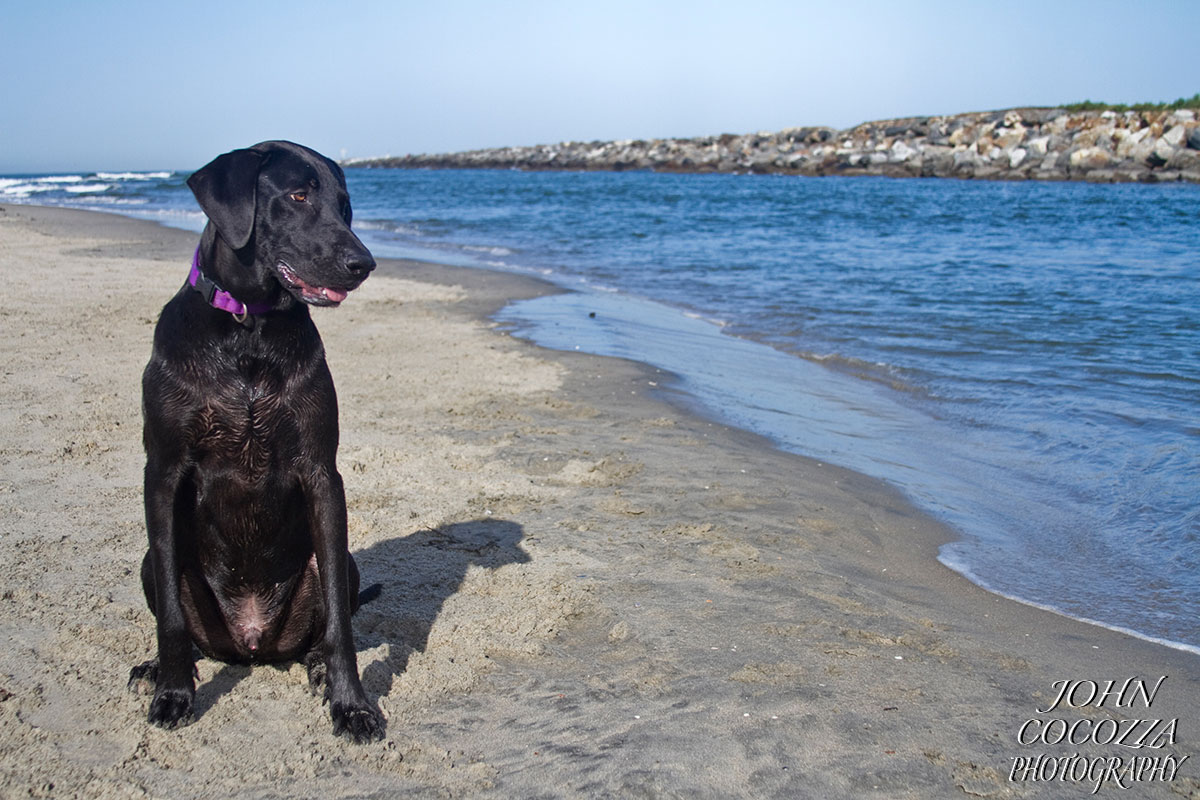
[130,141,383,742]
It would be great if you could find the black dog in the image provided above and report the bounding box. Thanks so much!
[130,141,383,742]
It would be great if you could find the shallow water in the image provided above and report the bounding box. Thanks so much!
[5,167,1198,649]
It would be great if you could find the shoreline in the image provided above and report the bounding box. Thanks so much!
[1,203,1197,797]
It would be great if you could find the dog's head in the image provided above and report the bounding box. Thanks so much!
[187,141,375,307]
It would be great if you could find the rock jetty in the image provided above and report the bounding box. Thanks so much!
[350,107,1200,183]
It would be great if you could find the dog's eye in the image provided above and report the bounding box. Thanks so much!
[289,192,308,203]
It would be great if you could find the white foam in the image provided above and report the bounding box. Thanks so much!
[37,175,86,184]
[353,219,420,236]
[1,182,57,196]
[64,183,110,194]
[82,196,150,205]
[94,171,171,180]
[682,310,730,328]
[1,175,98,196]
[463,244,515,257]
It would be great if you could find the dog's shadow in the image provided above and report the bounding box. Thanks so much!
[352,519,530,697]
[183,519,527,718]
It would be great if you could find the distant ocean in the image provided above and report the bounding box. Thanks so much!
[4,167,1198,652]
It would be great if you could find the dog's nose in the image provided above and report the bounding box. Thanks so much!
[345,251,376,279]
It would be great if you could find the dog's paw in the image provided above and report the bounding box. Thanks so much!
[305,655,327,697]
[330,701,385,744]
[127,659,159,695]
[147,687,195,730]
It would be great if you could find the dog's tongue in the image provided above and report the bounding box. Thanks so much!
[285,267,348,304]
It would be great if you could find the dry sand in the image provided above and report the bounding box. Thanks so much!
[0,203,1196,799]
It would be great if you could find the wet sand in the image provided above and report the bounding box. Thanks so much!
[0,203,1196,798]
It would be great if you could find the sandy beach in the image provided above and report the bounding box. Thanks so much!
[1,203,1196,799]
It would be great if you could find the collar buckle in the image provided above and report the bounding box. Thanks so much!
[188,247,271,324]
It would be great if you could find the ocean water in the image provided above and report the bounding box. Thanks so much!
[4,167,1198,651]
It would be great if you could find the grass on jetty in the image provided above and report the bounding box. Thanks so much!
[1063,92,1200,113]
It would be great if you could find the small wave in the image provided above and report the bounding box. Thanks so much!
[576,277,621,293]
[799,350,925,392]
[0,182,34,196]
[35,175,87,184]
[1,182,59,196]
[64,183,111,194]
[94,171,172,181]
[143,208,206,219]
[2,175,104,196]
[682,310,730,328]
[937,550,1200,657]
[82,196,150,205]
[354,218,421,236]
[463,244,515,257]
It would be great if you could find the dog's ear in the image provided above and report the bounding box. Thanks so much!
[186,148,264,250]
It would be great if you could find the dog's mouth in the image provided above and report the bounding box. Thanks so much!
[274,262,350,306]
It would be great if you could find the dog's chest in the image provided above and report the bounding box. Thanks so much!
[192,360,303,476]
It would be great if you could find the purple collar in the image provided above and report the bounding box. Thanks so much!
[187,247,274,321]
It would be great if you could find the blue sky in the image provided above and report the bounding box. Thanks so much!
[2,0,1198,173]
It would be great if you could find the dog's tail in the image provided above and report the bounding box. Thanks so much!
[358,583,383,607]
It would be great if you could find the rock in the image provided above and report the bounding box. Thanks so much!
[919,146,955,176]
[1025,136,1051,157]
[1112,169,1149,183]
[1047,133,1071,153]
[1069,147,1112,171]
[1128,135,1158,164]
[1166,148,1200,172]
[1072,127,1100,148]
[1046,115,1071,135]
[1147,137,1178,167]
[889,140,918,162]
[1189,127,1200,150]
[948,125,972,147]
[1117,127,1152,158]
[1032,168,1066,181]
[953,150,981,174]
[1009,148,1028,169]
[1162,125,1187,147]
[994,127,1026,150]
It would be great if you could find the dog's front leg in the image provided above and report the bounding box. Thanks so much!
[307,467,385,743]
[140,457,197,728]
